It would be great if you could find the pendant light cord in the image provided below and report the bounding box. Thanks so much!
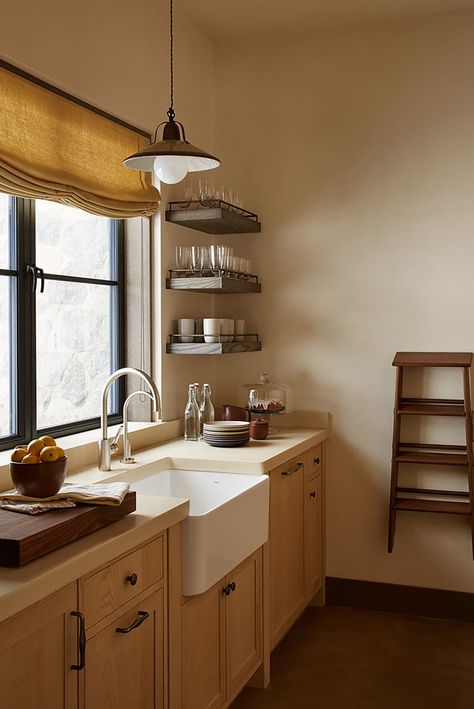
[169,0,174,114]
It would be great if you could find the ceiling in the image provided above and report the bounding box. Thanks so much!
[180,0,474,43]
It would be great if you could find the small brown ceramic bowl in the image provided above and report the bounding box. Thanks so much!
[249,420,269,440]
[10,457,68,498]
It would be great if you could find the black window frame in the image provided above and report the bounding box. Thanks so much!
[0,196,125,451]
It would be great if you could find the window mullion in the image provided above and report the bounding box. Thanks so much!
[16,197,36,443]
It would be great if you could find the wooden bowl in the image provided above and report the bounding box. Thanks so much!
[10,457,68,498]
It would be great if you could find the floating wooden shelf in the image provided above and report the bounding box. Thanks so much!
[166,334,261,355]
[166,275,261,294]
[165,201,261,234]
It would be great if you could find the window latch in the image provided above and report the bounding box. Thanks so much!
[26,264,45,293]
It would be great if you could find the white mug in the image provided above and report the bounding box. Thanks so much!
[203,318,220,343]
[227,319,235,343]
[220,318,234,343]
[177,318,196,343]
[234,319,246,341]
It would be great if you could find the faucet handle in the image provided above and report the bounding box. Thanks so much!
[110,424,123,454]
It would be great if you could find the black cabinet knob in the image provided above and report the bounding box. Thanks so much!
[310,491,316,498]
[222,584,231,596]
[229,582,236,592]
[127,573,138,586]
[314,457,320,465]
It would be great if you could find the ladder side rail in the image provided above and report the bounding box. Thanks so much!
[388,365,404,552]
[462,368,474,558]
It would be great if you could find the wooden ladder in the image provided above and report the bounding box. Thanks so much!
[388,352,474,557]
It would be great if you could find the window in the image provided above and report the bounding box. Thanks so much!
[0,195,125,450]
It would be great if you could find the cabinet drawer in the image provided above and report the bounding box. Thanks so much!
[81,535,164,628]
[307,445,322,481]
[270,454,306,479]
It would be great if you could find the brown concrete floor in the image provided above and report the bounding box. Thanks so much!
[231,606,474,709]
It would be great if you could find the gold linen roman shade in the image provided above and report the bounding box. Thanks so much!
[0,66,160,218]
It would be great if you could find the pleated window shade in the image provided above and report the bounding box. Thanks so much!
[0,66,160,218]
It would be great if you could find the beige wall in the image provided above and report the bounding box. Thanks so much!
[213,11,474,592]
[0,0,218,420]
[4,0,474,592]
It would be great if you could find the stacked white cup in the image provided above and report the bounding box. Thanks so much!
[202,318,246,343]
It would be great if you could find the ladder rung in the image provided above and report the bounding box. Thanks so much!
[397,487,470,497]
[398,399,465,417]
[396,451,468,466]
[393,498,471,515]
[392,352,473,368]
[399,442,467,451]
[401,398,465,405]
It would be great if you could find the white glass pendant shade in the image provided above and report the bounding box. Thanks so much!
[124,136,220,182]
[186,156,220,172]
[153,155,188,184]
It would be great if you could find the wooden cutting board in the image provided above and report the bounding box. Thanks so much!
[0,491,136,567]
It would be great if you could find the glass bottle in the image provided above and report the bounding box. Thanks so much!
[193,382,201,408]
[184,384,200,441]
[199,383,215,436]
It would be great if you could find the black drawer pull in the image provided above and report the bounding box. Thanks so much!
[314,457,320,465]
[310,491,316,498]
[70,611,86,670]
[126,573,138,586]
[116,610,149,633]
[282,462,303,476]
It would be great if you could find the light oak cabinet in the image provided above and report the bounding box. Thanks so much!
[82,589,165,709]
[181,548,263,709]
[181,577,226,709]
[268,455,306,650]
[0,584,78,709]
[305,473,323,599]
[226,549,263,703]
[78,532,167,709]
[268,446,325,652]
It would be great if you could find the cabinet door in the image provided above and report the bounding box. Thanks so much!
[306,475,323,600]
[181,581,226,709]
[0,584,77,709]
[269,457,306,650]
[226,549,263,703]
[83,589,164,709]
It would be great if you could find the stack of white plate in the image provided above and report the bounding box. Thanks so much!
[203,421,250,448]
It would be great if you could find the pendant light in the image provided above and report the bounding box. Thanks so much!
[123,0,220,184]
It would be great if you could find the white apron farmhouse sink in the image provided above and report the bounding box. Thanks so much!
[130,468,269,595]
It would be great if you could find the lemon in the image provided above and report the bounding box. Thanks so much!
[40,435,56,447]
[23,453,39,464]
[27,439,45,456]
[40,446,59,463]
[11,448,28,462]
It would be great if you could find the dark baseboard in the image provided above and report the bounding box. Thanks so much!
[326,577,474,623]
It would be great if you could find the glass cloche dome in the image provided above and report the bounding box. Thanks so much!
[240,371,293,416]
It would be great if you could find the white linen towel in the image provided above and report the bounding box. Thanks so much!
[0,482,130,515]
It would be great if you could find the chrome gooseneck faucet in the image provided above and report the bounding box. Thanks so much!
[99,367,161,471]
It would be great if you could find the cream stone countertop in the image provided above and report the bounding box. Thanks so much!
[0,495,189,624]
[0,418,329,624]
[66,426,329,488]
